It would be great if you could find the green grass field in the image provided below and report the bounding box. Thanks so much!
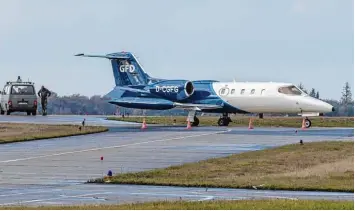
[107,116,354,127]
[90,141,354,192]
[2,199,353,210]
[0,123,108,144]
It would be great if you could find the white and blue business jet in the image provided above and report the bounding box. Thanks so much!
[75,51,334,128]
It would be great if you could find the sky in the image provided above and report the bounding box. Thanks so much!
[0,0,353,100]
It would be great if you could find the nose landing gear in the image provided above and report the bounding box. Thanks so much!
[192,116,200,126]
[304,117,312,128]
[218,113,232,126]
[187,110,200,127]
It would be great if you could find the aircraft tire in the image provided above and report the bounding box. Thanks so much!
[305,119,311,128]
[218,118,224,126]
[218,118,229,126]
[192,117,199,126]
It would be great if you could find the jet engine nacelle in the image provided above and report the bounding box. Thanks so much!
[149,80,194,101]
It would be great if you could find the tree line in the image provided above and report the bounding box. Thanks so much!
[42,82,354,117]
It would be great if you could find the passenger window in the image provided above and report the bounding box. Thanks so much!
[231,89,235,94]
[240,89,245,95]
[219,88,229,96]
[251,89,255,94]
[261,89,265,95]
[220,88,225,95]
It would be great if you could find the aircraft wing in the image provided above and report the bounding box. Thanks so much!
[173,102,222,111]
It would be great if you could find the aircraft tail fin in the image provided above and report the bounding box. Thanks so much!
[75,52,154,86]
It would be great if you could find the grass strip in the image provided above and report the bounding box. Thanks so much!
[90,141,354,192]
[1,199,353,210]
[0,123,108,144]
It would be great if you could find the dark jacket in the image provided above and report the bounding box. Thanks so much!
[38,87,51,99]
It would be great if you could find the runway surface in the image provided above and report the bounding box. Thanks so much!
[0,115,353,206]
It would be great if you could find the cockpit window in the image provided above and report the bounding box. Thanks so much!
[278,85,303,95]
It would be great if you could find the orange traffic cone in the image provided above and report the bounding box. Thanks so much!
[301,118,306,130]
[186,119,192,130]
[248,118,254,129]
[141,118,147,129]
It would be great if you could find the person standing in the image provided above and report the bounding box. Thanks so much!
[37,86,51,116]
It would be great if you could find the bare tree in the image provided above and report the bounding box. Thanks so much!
[298,83,308,94]
[341,82,352,105]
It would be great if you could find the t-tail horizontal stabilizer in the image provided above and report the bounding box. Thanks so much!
[74,53,130,59]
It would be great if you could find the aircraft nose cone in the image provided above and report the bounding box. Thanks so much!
[299,97,334,113]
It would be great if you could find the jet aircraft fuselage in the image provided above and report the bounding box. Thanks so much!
[75,51,334,127]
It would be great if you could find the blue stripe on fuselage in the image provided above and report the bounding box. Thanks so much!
[105,81,249,113]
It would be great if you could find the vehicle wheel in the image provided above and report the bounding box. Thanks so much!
[304,119,311,128]
[0,110,4,115]
[192,117,199,126]
[6,111,11,115]
[32,111,37,116]
[27,111,31,116]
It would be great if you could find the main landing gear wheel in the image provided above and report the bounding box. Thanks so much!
[218,116,231,126]
[304,118,311,128]
[192,116,199,126]
[218,118,226,126]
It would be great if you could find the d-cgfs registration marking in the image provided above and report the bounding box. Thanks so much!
[155,86,179,93]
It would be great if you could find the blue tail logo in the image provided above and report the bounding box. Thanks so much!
[75,51,152,86]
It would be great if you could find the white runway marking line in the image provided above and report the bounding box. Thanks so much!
[0,130,230,164]
[0,189,63,198]
[0,192,113,206]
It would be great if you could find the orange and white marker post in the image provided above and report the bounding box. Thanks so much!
[186,119,192,130]
[248,118,254,129]
[301,118,306,130]
[141,118,147,129]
